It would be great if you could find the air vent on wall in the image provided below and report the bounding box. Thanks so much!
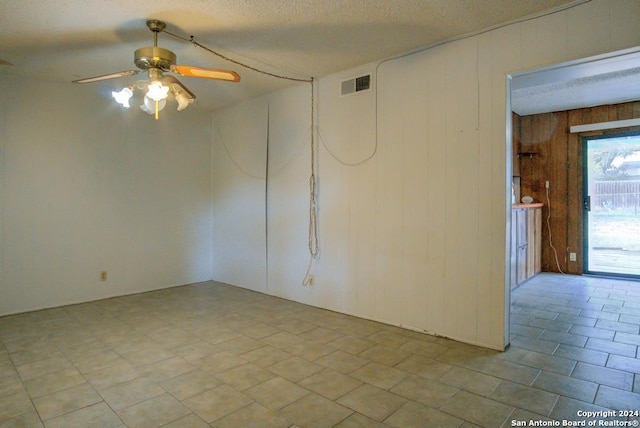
[341,74,371,96]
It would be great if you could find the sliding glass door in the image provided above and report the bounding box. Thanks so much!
[583,132,640,278]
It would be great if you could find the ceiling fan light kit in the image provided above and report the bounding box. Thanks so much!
[72,19,241,120]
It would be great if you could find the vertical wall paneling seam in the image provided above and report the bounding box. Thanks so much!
[265,104,270,292]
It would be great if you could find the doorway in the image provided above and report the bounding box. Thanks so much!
[583,132,640,278]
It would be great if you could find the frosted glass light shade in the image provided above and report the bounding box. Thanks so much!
[112,87,133,108]
[146,81,169,101]
[175,92,194,111]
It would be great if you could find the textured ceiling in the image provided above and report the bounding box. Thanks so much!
[511,49,640,116]
[0,0,619,112]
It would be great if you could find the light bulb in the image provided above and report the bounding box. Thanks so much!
[146,81,169,101]
[140,95,166,115]
[112,87,133,108]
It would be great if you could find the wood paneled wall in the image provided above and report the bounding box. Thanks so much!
[514,101,640,274]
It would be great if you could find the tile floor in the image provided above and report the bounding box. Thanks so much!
[0,272,639,427]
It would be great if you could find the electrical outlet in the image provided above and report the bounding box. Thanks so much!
[569,253,576,262]
[100,271,108,281]
[545,180,550,189]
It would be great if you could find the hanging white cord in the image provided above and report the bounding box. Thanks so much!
[546,185,566,274]
[303,78,319,286]
[163,27,318,287]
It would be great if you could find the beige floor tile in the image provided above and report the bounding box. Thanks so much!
[461,357,541,386]
[172,340,219,363]
[337,384,407,422]
[286,341,336,360]
[182,384,253,423]
[350,361,407,390]
[532,371,598,403]
[15,357,74,382]
[572,361,635,391]
[214,336,264,355]
[210,402,292,428]
[159,369,220,401]
[120,343,174,367]
[69,351,123,375]
[399,339,449,359]
[299,326,344,344]
[139,356,196,382]
[358,344,410,366]
[333,412,388,427]
[550,396,618,422]
[267,356,324,382]
[3,274,640,427]
[83,360,140,390]
[0,410,44,427]
[0,389,35,422]
[384,400,463,428]
[315,350,369,374]
[161,413,210,428]
[439,366,502,396]
[390,375,458,407]
[44,402,123,428]
[237,323,281,340]
[215,362,275,391]
[298,368,362,400]
[116,393,191,428]
[147,327,198,349]
[0,373,28,397]
[240,345,291,367]
[367,330,413,348]
[489,380,559,417]
[23,368,85,398]
[99,377,165,410]
[245,377,310,410]
[200,327,242,345]
[395,354,452,380]
[439,390,514,427]
[275,319,316,335]
[594,385,640,410]
[328,336,376,354]
[196,351,248,375]
[32,383,102,421]
[261,332,305,349]
[280,393,353,428]
[9,347,64,367]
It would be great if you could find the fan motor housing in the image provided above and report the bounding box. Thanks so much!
[134,47,176,71]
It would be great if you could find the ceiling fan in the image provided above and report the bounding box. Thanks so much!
[72,20,240,117]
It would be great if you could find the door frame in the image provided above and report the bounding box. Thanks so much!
[582,130,640,279]
[505,46,640,348]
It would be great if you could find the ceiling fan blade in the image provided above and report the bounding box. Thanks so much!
[72,70,140,84]
[171,65,240,82]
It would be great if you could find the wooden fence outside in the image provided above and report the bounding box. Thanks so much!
[593,180,640,211]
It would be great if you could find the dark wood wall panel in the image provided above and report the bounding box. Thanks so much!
[514,101,640,274]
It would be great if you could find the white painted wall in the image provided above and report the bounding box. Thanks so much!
[210,0,640,350]
[0,76,213,315]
